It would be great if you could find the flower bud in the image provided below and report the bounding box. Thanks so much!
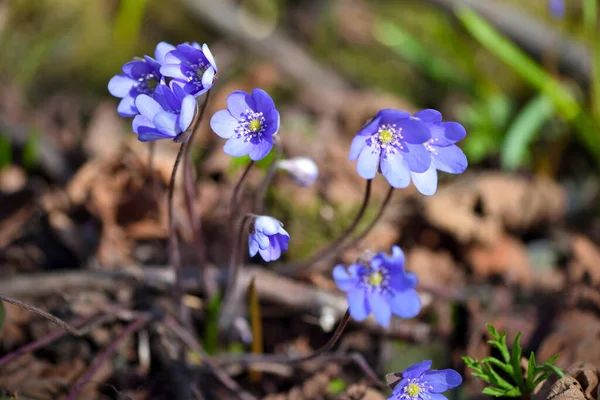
[276,157,319,187]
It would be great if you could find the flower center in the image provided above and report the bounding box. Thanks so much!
[406,383,422,398]
[248,119,262,132]
[379,129,394,144]
[147,78,159,90]
[185,61,209,87]
[368,272,383,286]
[137,73,160,94]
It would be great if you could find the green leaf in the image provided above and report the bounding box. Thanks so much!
[501,94,555,170]
[0,300,5,335]
[327,378,347,394]
[0,135,11,170]
[22,131,40,171]
[527,352,536,390]
[546,354,560,365]
[486,364,516,391]
[544,363,565,378]
[203,292,221,355]
[482,386,511,397]
[510,333,524,387]
[482,357,512,375]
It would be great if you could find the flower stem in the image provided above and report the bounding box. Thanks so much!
[225,214,252,300]
[230,161,255,223]
[183,91,213,297]
[254,136,282,214]
[343,185,394,251]
[65,314,152,400]
[281,179,372,275]
[168,142,188,321]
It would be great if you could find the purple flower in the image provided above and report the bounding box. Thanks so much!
[276,157,319,187]
[132,83,196,142]
[349,110,431,188]
[249,216,290,262]
[548,0,565,19]
[409,109,467,195]
[160,42,217,96]
[388,360,462,400]
[210,89,280,161]
[108,42,175,117]
[333,246,421,327]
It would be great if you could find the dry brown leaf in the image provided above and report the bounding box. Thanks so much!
[567,235,600,286]
[548,376,586,400]
[565,362,600,400]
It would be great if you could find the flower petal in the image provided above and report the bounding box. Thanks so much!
[210,110,237,138]
[388,289,421,319]
[414,109,442,123]
[201,67,216,92]
[349,135,369,161]
[108,75,136,98]
[160,64,187,81]
[224,136,253,157]
[442,121,466,143]
[252,88,275,114]
[356,145,380,180]
[117,96,138,117]
[402,360,432,380]
[397,118,430,144]
[381,151,411,188]
[434,145,467,174]
[255,216,281,235]
[133,115,167,142]
[153,112,179,137]
[377,109,410,125]
[259,235,281,262]
[154,41,176,65]
[178,95,197,132]
[422,369,463,393]
[401,143,431,173]
[276,232,290,251]
[248,136,274,161]
[202,43,217,70]
[136,95,163,120]
[355,116,381,137]
[227,91,256,119]
[347,289,368,321]
[248,235,259,257]
[367,292,392,327]
[411,164,438,195]
[333,265,360,292]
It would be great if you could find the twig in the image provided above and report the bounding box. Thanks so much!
[254,136,283,214]
[165,314,258,400]
[64,313,152,400]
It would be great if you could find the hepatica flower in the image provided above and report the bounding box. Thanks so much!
[333,246,421,327]
[248,216,290,262]
[160,42,217,96]
[108,42,174,117]
[132,83,196,142]
[210,89,280,161]
[276,157,319,187]
[410,109,467,195]
[388,360,462,400]
[349,109,431,188]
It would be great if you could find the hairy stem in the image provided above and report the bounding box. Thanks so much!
[281,179,372,275]
[165,314,258,400]
[230,161,255,224]
[254,136,282,214]
[226,214,252,296]
[65,314,152,400]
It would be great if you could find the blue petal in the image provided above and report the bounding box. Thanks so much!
[255,216,281,235]
[160,64,187,81]
[122,60,150,78]
[224,136,253,157]
[259,236,281,262]
[355,116,381,137]
[376,109,410,125]
[411,164,438,195]
[425,394,449,400]
[252,88,275,114]
[388,289,421,319]
[117,96,138,117]
[264,109,280,137]
[210,110,237,139]
[378,246,406,273]
[402,360,432,380]
[347,289,368,321]
[154,41,176,65]
[414,109,442,123]
[422,369,463,393]
[333,265,360,291]
[349,135,369,161]
[136,95,163,120]
[381,151,410,188]
[248,136,274,161]
[227,91,256,119]
[442,121,466,143]
[248,236,259,257]
[108,75,135,98]
[133,115,168,142]
[253,231,270,250]
[178,95,197,132]
[367,292,392,327]
[401,143,431,173]
[356,146,380,179]
[202,43,217,70]
[397,118,430,144]
[153,112,179,137]
[201,67,216,91]
[434,145,467,174]
[276,232,290,251]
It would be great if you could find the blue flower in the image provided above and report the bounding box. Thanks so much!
[333,246,421,327]
[548,0,565,19]
[210,89,280,161]
[132,83,196,142]
[409,109,468,195]
[349,110,431,188]
[276,157,319,187]
[108,42,175,117]
[248,216,290,262]
[160,42,217,96]
[388,360,462,400]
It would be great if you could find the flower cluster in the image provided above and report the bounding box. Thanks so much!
[108,41,217,142]
[350,109,467,195]
[333,246,421,327]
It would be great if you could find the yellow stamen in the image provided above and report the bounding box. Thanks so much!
[379,129,394,144]
[368,272,383,286]
[248,119,262,132]
[406,383,422,397]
